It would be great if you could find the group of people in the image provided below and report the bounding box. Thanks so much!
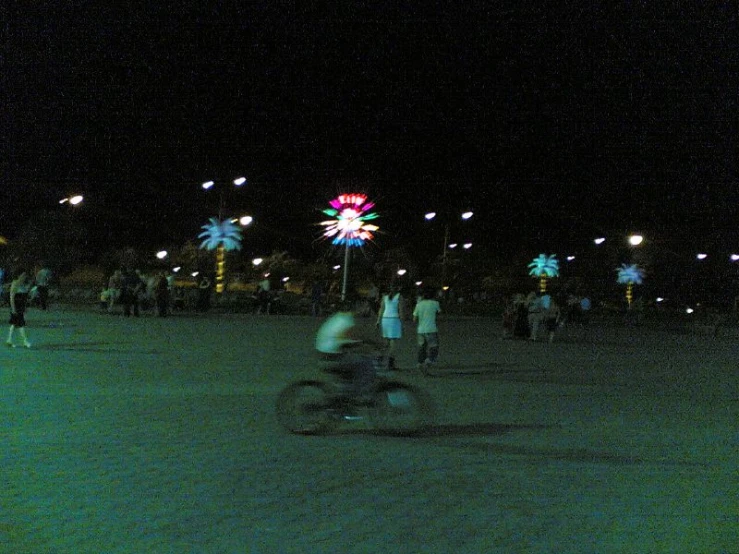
[5,266,53,349]
[502,291,591,342]
[102,268,174,317]
[316,284,443,373]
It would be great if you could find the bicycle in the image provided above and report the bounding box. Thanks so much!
[275,360,433,436]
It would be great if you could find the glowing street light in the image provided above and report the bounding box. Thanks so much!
[156,250,168,260]
[201,176,248,221]
[423,208,474,286]
[594,237,606,245]
[252,258,264,266]
[628,234,644,246]
[730,254,739,262]
[696,253,708,260]
[59,195,84,205]
[397,269,407,276]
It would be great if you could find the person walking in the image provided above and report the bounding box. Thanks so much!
[35,264,52,310]
[376,284,403,370]
[7,269,33,348]
[121,268,143,317]
[413,287,441,369]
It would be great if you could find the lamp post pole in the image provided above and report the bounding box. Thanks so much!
[341,242,351,301]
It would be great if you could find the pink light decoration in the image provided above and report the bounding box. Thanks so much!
[320,193,379,246]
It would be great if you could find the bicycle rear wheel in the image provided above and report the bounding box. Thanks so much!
[367,382,431,435]
[275,381,339,435]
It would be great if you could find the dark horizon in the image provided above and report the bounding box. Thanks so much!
[2,3,737,265]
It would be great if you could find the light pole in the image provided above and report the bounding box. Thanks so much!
[202,176,246,221]
[200,177,251,294]
[424,209,473,286]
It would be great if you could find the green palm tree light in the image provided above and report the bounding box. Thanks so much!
[198,217,243,293]
[616,263,644,308]
[528,254,560,293]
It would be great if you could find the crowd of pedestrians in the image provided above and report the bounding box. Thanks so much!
[502,291,590,342]
[101,268,176,317]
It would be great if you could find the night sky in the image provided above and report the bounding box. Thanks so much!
[2,3,737,263]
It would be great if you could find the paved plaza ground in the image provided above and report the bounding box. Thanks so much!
[1,305,736,553]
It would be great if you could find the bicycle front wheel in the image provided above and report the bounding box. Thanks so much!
[367,382,431,436]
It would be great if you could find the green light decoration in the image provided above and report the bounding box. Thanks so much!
[528,254,560,293]
[616,263,644,308]
[198,217,243,293]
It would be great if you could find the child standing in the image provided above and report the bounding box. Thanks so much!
[413,287,441,369]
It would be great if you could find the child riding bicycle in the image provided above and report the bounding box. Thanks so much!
[315,301,383,402]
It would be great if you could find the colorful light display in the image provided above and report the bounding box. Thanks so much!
[320,193,379,247]
[320,194,379,300]
[616,263,644,308]
[198,217,243,293]
[528,254,560,293]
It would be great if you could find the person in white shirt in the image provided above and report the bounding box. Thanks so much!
[412,287,441,368]
[316,302,381,400]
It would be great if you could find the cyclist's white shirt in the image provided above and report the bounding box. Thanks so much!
[315,311,358,354]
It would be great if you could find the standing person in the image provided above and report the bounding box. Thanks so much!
[413,287,441,369]
[526,291,543,341]
[513,294,530,339]
[154,272,170,317]
[501,295,517,339]
[544,297,561,343]
[376,284,403,370]
[257,276,271,315]
[107,270,123,313]
[121,268,143,317]
[310,280,324,317]
[35,264,52,310]
[7,269,32,348]
[195,274,212,313]
[367,282,380,315]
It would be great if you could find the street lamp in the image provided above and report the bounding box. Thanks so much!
[628,234,644,246]
[59,195,84,205]
[201,176,247,220]
[424,209,474,286]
